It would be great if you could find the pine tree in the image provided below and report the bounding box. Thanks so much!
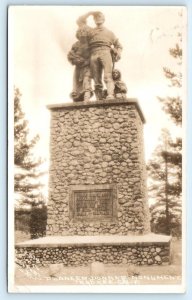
[158,43,182,126]
[149,20,183,236]
[147,129,182,236]
[14,88,46,208]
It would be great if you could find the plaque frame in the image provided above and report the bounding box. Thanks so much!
[69,184,118,222]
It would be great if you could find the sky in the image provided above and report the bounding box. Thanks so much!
[9,6,186,170]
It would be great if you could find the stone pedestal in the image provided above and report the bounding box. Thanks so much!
[15,234,171,267]
[46,99,150,236]
[15,98,172,267]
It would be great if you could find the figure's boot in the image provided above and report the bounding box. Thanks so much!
[84,91,91,102]
[95,89,103,101]
[106,94,114,100]
[105,78,115,100]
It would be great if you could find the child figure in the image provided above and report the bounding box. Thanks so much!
[112,69,127,100]
[102,69,127,100]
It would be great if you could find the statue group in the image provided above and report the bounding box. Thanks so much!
[68,11,127,102]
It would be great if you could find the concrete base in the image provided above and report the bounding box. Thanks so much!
[15,234,172,267]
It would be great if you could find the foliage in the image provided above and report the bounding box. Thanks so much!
[158,43,182,126]
[14,88,46,208]
[30,202,47,239]
[149,24,183,236]
[15,209,31,233]
[14,88,39,167]
[15,202,47,240]
[147,129,182,236]
[158,96,182,125]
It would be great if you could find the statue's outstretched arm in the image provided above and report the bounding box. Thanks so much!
[76,11,95,27]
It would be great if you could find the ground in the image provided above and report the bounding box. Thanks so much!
[14,232,182,286]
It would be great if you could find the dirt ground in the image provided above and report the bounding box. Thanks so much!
[14,239,182,286]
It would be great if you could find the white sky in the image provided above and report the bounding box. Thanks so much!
[9,6,186,167]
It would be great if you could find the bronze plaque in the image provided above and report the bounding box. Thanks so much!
[74,190,112,217]
[69,185,117,221]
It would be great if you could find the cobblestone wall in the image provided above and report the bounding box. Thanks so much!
[47,100,150,236]
[15,243,170,267]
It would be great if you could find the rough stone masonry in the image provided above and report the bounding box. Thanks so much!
[15,98,172,268]
[46,99,151,236]
[15,243,170,268]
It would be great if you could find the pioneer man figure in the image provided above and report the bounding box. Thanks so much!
[77,11,122,100]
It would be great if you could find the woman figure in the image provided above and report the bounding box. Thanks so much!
[68,26,93,102]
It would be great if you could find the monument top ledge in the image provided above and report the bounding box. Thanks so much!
[47,98,146,123]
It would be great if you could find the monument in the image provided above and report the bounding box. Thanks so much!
[15,11,171,268]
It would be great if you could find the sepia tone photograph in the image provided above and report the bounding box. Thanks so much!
[8,6,186,293]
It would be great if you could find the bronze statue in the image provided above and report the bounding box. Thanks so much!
[77,11,122,100]
[67,26,93,102]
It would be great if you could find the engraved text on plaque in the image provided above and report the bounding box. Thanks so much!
[69,185,117,221]
[75,190,112,217]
